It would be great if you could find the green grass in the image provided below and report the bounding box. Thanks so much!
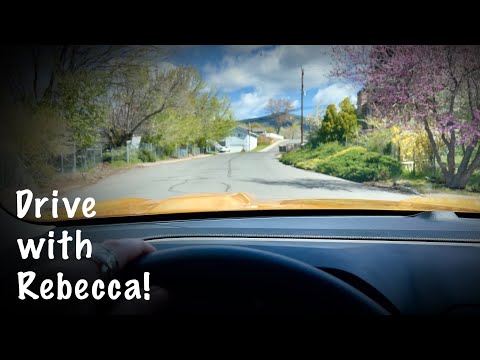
[363,167,480,196]
[252,144,270,152]
[393,170,480,195]
[111,160,128,167]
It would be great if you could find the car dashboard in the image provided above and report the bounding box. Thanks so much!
[53,211,480,315]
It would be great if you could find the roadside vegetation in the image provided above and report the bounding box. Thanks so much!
[280,46,480,196]
[252,144,270,152]
[281,96,480,195]
[281,143,402,182]
[2,46,237,189]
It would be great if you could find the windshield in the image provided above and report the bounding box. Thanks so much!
[1,45,480,219]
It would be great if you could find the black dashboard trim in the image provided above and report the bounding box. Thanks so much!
[17,209,430,227]
[143,233,480,244]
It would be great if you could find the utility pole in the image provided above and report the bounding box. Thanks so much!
[248,122,251,152]
[301,66,304,146]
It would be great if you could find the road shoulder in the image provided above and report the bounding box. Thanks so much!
[47,154,212,195]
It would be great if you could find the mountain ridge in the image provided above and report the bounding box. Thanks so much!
[237,114,302,128]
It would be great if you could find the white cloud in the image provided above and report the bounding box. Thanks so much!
[204,45,335,118]
[231,92,271,119]
[313,83,358,109]
[206,45,332,94]
[223,45,270,54]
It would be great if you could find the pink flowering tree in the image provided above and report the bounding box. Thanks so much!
[332,45,480,189]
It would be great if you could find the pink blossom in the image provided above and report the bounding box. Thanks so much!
[332,45,480,146]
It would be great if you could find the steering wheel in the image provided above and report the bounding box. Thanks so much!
[123,245,389,316]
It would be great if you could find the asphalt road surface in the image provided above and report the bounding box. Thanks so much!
[67,140,411,202]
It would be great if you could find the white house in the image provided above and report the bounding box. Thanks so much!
[222,126,258,152]
[265,133,284,140]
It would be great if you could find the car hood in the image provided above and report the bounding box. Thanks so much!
[45,192,480,221]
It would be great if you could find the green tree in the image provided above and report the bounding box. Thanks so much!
[337,98,359,145]
[57,70,108,149]
[1,45,167,185]
[105,66,202,147]
[194,92,236,149]
[144,88,235,151]
[310,104,338,145]
[310,98,358,146]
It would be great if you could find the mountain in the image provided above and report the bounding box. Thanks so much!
[238,114,302,129]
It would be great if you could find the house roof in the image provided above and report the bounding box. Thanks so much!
[234,125,258,137]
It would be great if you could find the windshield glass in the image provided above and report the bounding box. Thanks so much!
[1,45,480,219]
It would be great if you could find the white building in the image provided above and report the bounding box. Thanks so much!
[265,133,284,140]
[222,126,258,152]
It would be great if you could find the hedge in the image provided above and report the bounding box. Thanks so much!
[281,143,402,182]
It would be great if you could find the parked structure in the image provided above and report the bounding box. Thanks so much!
[221,126,258,152]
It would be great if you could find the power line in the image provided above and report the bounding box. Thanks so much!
[301,66,304,145]
[291,104,338,112]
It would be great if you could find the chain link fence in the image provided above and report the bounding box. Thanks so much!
[54,142,204,174]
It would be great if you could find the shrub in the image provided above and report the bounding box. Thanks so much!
[360,128,393,155]
[296,159,322,170]
[281,142,344,166]
[258,136,274,145]
[315,147,402,182]
[468,172,480,192]
[104,147,127,163]
[102,151,113,163]
[281,142,402,182]
[138,148,156,162]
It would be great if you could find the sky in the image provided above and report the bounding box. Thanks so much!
[168,45,360,120]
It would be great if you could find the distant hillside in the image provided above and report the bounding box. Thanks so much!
[238,114,303,129]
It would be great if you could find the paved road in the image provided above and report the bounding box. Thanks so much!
[67,140,411,202]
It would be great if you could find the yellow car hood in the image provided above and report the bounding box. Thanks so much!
[48,192,480,221]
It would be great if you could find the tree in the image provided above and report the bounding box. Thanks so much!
[144,86,236,151]
[56,69,109,149]
[315,104,339,143]
[337,98,359,145]
[0,45,237,186]
[1,46,158,184]
[332,45,480,189]
[4,45,166,107]
[265,98,295,134]
[305,105,323,137]
[310,98,358,145]
[193,91,236,149]
[281,123,300,139]
[105,66,201,147]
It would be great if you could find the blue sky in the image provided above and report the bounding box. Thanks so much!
[168,45,360,120]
